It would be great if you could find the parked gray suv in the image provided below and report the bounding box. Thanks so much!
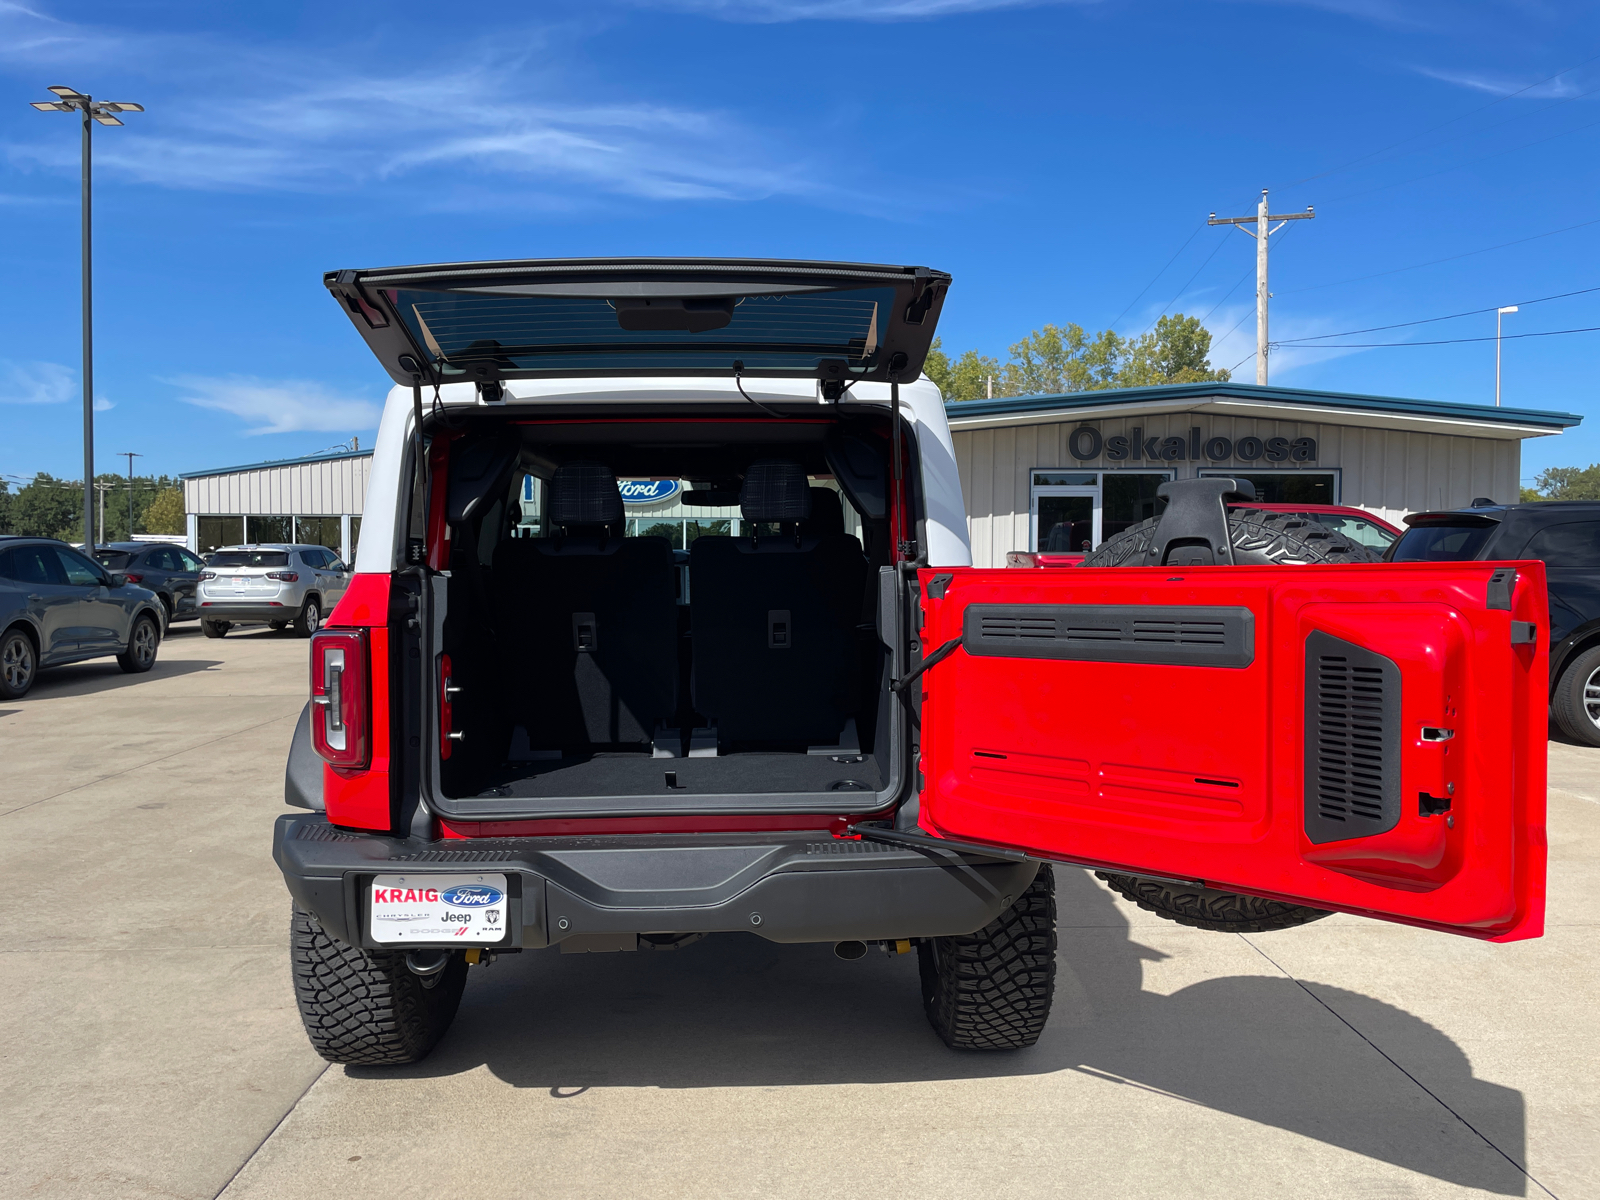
[199,544,350,638]
[0,536,166,699]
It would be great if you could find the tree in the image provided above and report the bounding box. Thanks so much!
[0,481,10,535]
[1530,464,1600,501]
[9,474,84,541]
[936,312,1229,400]
[144,487,186,535]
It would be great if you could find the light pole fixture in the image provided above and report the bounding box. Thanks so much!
[1496,306,1518,408]
[120,451,143,536]
[30,86,144,550]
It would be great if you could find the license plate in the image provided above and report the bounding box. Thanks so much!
[369,873,509,944]
[231,576,247,587]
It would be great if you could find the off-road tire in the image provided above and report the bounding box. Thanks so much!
[117,614,160,674]
[296,597,321,638]
[291,905,467,1065]
[1081,508,1378,568]
[1,627,37,699]
[919,865,1056,1050]
[1552,645,1600,747]
[202,620,229,638]
[1096,872,1332,932]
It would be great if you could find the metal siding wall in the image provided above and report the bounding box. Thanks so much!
[949,413,1524,567]
[181,456,373,518]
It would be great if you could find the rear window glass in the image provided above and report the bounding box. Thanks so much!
[93,550,134,569]
[210,550,290,568]
[1391,523,1496,562]
[1314,514,1397,549]
[1523,522,1600,567]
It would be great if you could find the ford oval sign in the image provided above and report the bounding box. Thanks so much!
[618,478,681,505]
[439,884,506,908]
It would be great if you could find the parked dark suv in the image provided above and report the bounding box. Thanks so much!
[1388,500,1600,743]
[92,541,206,628]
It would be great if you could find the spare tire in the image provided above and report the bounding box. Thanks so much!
[1082,507,1379,568]
[1083,502,1362,932]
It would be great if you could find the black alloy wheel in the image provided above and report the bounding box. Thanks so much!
[1,628,37,699]
[118,615,161,674]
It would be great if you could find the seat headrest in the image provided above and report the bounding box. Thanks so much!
[740,461,811,522]
[804,487,845,536]
[549,461,624,527]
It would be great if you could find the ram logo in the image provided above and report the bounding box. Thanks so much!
[438,884,505,908]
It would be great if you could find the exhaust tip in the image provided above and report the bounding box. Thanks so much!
[833,940,868,961]
[405,950,450,977]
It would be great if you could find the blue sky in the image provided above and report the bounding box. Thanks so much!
[2,0,1598,487]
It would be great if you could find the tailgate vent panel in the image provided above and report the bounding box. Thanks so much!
[1304,631,1401,844]
[965,604,1254,668]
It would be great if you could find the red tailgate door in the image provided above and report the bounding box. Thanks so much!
[916,562,1547,941]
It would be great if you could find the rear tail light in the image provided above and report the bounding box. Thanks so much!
[123,573,143,584]
[267,571,299,582]
[200,570,216,580]
[311,630,369,769]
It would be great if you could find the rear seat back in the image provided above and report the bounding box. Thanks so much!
[690,462,869,747]
[493,462,677,751]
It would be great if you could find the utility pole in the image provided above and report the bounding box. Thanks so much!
[30,87,143,549]
[121,451,142,536]
[1209,190,1314,385]
[1496,306,1518,407]
[95,480,114,546]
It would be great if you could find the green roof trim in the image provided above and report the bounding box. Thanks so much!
[942,381,1582,429]
[179,447,372,481]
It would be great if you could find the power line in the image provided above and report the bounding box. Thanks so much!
[1141,234,1230,336]
[1278,323,1600,350]
[1276,283,1600,345]
[1107,223,1205,330]
[1278,216,1600,296]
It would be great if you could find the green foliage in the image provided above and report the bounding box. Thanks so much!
[932,313,1229,401]
[0,481,10,535]
[144,488,187,535]
[9,473,84,540]
[1529,464,1600,501]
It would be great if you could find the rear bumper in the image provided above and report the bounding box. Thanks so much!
[198,602,296,622]
[273,813,1038,950]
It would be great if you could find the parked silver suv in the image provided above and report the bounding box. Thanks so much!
[198,544,349,638]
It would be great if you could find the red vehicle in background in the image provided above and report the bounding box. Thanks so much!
[1012,502,1400,566]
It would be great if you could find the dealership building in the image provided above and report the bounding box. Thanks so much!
[946,381,1582,567]
[174,382,1581,566]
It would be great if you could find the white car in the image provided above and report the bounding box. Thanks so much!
[198,543,349,637]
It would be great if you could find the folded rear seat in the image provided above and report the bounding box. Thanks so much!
[493,462,677,752]
[690,462,870,748]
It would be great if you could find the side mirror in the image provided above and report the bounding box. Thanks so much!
[106,572,127,588]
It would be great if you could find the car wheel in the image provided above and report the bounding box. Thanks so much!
[1553,645,1600,747]
[919,865,1056,1050]
[202,620,230,639]
[117,614,161,674]
[1,627,38,700]
[291,905,467,1065]
[296,598,321,638]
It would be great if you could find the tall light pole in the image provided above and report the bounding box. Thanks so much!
[30,86,143,550]
[1496,306,1518,407]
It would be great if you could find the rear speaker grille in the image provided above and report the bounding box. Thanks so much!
[1304,631,1401,844]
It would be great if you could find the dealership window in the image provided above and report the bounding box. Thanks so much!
[1031,470,1173,552]
[1197,470,1340,504]
[293,516,342,550]
[197,516,244,554]
[247,514,292,543]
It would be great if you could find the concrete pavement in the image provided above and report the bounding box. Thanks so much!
[1,625,1595,1199]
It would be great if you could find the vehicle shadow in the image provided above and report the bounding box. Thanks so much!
[29,656,223,699]
[364,869,1528,1193]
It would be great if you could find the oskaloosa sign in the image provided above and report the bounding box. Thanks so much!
[618,479,682,505]
[1066,425,1318,463]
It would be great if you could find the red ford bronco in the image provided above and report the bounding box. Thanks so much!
[275,258,1547,1064]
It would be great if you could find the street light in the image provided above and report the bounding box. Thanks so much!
[1496,306,1518,408]
[30,86,144,550]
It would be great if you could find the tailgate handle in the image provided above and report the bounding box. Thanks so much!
[1421,727,1454,742]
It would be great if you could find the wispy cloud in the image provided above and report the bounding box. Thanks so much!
[1415,65,1588,100]
[0,360,75,404]
[168,376,382,435]
[633,0,1080,20]
[0,7,820,205]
